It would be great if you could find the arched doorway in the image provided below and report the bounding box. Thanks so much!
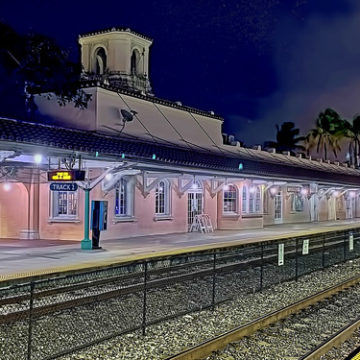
[346,196,356,219]
[187,181,203,231]
[328,197,336,220]
[274,190,283,224]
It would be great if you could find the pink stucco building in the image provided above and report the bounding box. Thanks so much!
[0,28,359,244]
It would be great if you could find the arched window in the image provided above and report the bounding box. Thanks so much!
[115,177,134,217]
[255,187,261,213]
[131,49,140,75]
[95,47,107,75]
[291,193,304,212]
[155,180,170,216]
[115,178,127,216]
[243,185,262,214]
[223,185,237,214]
[242,186,248,213]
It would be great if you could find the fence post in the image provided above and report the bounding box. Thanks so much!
[142,261,148,336]
[27,282,35,360]
[344,231,347,261]
[322,235,326,269]
[295,238,299,282]
[260,243,264,291]
[212,251,216,310]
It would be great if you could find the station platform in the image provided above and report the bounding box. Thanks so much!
[1,219,360,284]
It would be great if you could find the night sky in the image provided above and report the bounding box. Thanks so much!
[1,0,360,146]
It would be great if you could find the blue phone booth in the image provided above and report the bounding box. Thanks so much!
[90,201,108,249]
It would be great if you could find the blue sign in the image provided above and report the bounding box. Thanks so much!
[50,183,78,191]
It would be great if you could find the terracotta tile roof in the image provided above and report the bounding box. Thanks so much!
[0,117,360,186]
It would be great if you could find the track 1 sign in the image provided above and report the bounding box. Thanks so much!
[50,183,78,191]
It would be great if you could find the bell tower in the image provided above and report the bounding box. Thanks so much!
[79,27,153,94]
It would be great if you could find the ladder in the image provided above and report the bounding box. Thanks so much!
[189,214,214,233]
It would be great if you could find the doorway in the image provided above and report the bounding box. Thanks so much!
[346,197,356,219]
[328,197,336,221]
[274,191,283,224]
[310,195,318,222]
[187,185,203,231]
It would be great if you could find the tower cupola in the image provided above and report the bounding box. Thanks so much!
[79,27,153,94]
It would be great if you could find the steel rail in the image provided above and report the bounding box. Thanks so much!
[0,236,356,316]
[299,317,360,360]
[164,274,360,360]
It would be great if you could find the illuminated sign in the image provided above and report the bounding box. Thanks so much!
[47,170,85,181]
[50,183,78,191]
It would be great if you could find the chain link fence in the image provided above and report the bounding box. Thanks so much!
[1,227,360,360]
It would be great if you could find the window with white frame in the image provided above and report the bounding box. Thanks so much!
[51,191,78,218]
[242,185,262,214]
[291,193,304,212]
[115,177,134,217]
[223,185,238,214]
[155,180,171,216]
[242,186,247,213]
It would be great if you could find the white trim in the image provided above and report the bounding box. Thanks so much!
[48,218,80,223]
[223,184,238,214]
[153,215,173,221]
[50,189,79,219]
[112,216,137,223]
[242,184,262,215]
[155,179,171,216]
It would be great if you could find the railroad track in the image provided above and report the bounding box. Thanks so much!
[165,274,360,360]
[0,234,357,325]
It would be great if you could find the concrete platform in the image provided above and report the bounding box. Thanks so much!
[1,219,360,283]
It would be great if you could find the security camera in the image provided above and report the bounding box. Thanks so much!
[120,109,135,122]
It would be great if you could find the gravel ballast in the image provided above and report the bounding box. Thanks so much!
[53,260,360,360]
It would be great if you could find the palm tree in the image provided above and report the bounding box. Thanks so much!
[305,108,344,160]
[342,115,360,167]
[264,122,305,155]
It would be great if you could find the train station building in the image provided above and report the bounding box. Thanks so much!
[1,28,360,245]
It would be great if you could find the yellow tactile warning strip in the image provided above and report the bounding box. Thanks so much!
[351,352,360,360]
[1,222,360,286]
[344,346,360,360]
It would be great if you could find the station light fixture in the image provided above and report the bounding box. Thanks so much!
[223,184,230,191]
[333,190,339,197]
[300,188,308,196]
[349,191,356,198]
[191,182,198,189]
[34,154,43,164]
[249,186,256,193]
[3,183,11,191]
[105,173,113,181]
[270,187,278,195]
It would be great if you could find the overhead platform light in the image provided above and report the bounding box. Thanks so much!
[34,154,43,164]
